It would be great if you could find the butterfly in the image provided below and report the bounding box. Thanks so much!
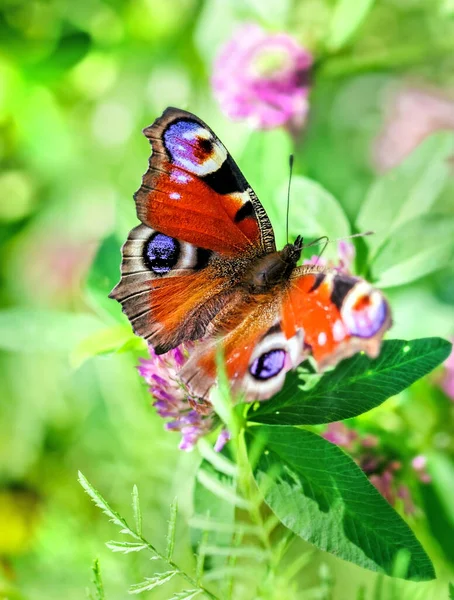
[110,107,391,401]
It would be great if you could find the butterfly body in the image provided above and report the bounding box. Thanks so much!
[111,108,391,401]
[241,237,303,293]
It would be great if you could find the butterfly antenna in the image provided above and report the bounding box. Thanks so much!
[286,154,294,245]
[305,235,329,265]
[330,230,374,243]
[305,231,375,264]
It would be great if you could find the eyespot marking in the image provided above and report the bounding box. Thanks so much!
[341,284,388,338]
[144,232,180,275]
[163,119,227,176]
[249,349,286,381]
[195,247,212,270]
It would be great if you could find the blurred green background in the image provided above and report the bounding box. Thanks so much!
[0,0,453,598]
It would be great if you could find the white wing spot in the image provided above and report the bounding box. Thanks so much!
[318,332,327,346]
[333,320,346,342]
[169,192,181,200]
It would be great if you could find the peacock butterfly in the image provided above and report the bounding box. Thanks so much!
[110,107,391,401]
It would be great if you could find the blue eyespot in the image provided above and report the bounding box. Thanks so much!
[164,121,204,167]
[145,233,180,275]
[343,289,389,338]
[249,349,286,381]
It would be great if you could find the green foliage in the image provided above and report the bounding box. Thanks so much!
[245,338,452,425]
[129,572,178,595]
[192,434,326,600]
[278,175,351,257]
[0,308,103,353]
[166,497,178,561]
[131,485,142,538]
[247,426,435,581]
[357,132,454,264]
[326,0,376,52]
[371,215,454,288]
[79,473,219,599]
[192,457,236,572]
[85,235,127,321]
[88,559,105,600]
[70,324,141,368]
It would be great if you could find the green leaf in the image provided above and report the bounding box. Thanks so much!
[129,571,177,594]
[198,544,268,560]
[196,464,247,510]
[276,175,350,260]
[449,582,454,600]
[168,591,202,600]
[166,497,178,560]
[78,472,139,541]
[356,586,366,600]
[326,0,376,52]
[192,460,235,573]
[197,439,238,478]
[202,566,256,583]
[420,481,454,566]
[70,324,140,368]
[106,540,148,554]
[248,426,435,580]
[85,234,125,321]
[426,452,454,526]
[37,32,91,80]
[209,347,236,432]
[189,515,260,536]
[91,558,105,600]
[371,215,454,288]
[131,485,142,537]
[245,338,451,425]
[357,132,454,259]
[245,0,291,27]
[0,308,103,353]
[240,129,292,247]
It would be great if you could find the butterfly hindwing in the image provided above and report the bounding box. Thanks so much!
[180,267,391,401]
[135,107,275,256]
[282,267,391,368]
[110,224,236,353]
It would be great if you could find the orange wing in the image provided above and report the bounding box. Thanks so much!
[110,224,237,353]
[282,267,391,369]
[180,267,391,402]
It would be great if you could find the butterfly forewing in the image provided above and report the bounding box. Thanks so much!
[111,107,276,352]
[135,107,275,256]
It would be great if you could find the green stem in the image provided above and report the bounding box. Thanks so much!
[234,429,277,598]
